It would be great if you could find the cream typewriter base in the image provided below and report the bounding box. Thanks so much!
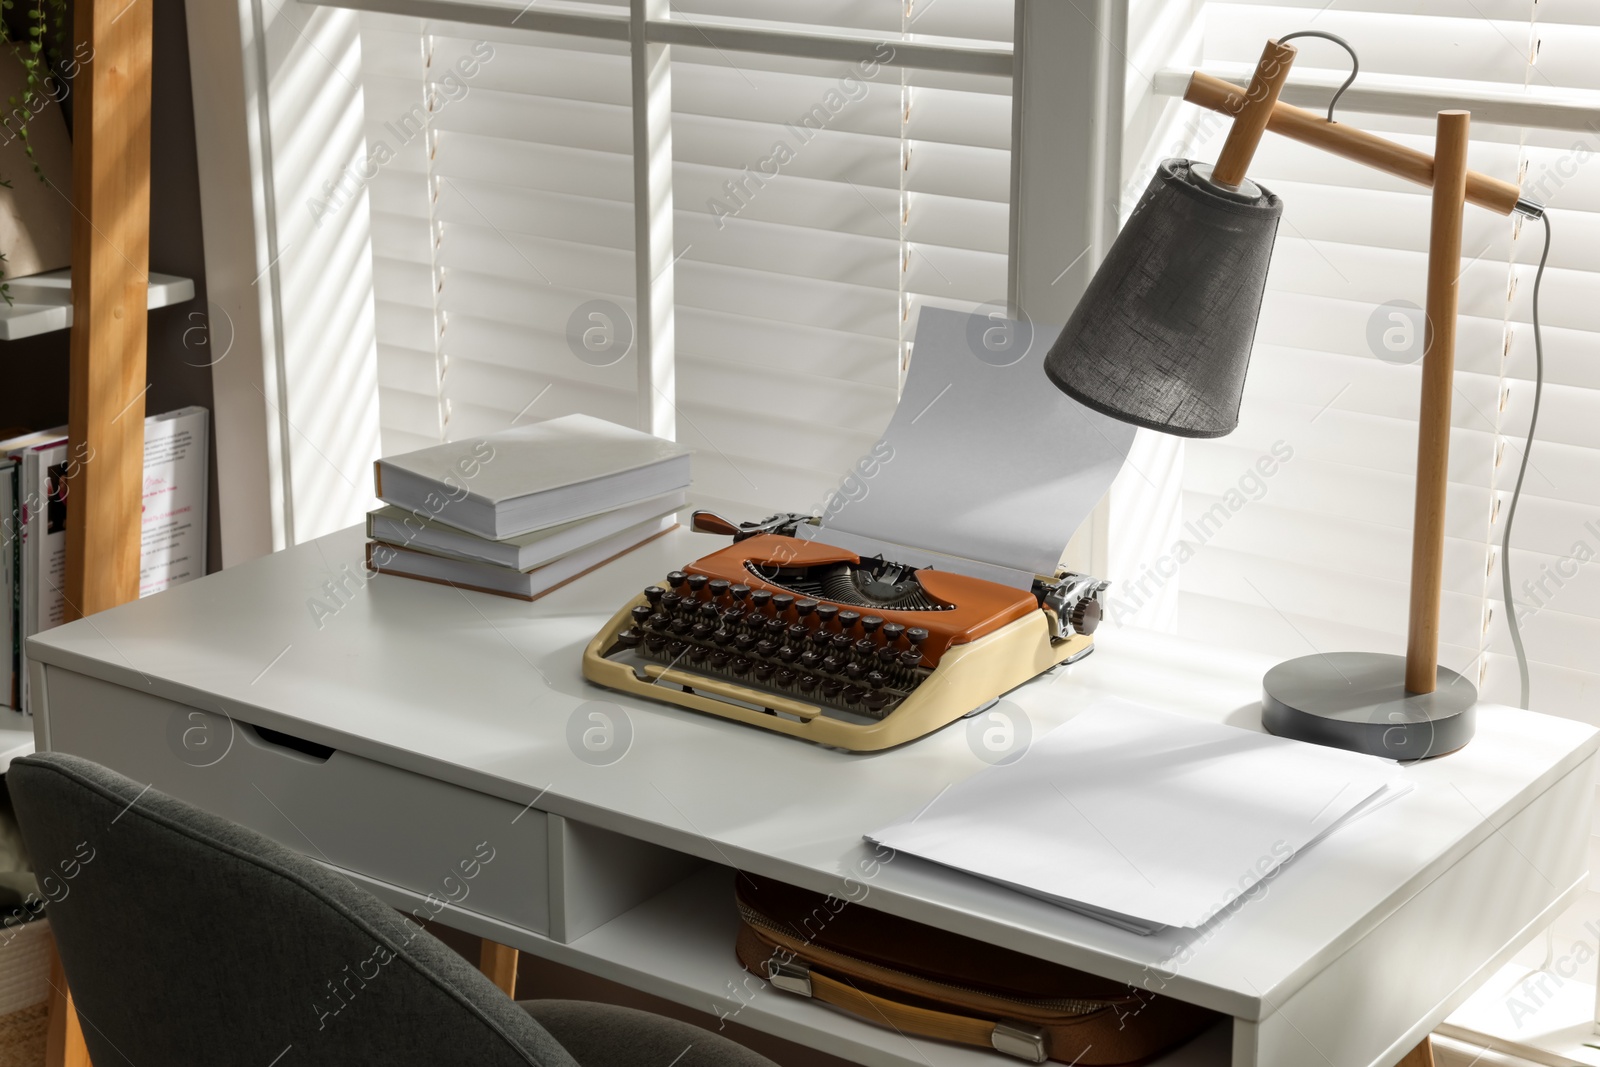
[582,597,1092,751]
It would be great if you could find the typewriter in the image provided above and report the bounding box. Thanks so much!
[582,510,1108,751]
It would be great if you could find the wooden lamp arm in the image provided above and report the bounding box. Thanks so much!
[1185,71,1526,216]
[1211,39,1299,188]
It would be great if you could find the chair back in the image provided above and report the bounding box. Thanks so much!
[8,751,577,1067]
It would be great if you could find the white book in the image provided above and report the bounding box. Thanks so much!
[14,436,70,713]
[140,406,210,597]
[370,514,677,601]
[374,414,692,541]
[0,459,14,710]
[368,490,686,572]
[0,429,65,714]
[867,700,1405,933]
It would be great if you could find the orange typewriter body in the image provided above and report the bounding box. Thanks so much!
[582,515,1104,751]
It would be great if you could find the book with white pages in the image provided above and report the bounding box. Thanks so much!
[368,514,677,602]
[374,414,692,541]
[367,491,686,572]
[867,699,1409,934]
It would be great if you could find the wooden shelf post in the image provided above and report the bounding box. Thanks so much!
[64,0,154,619]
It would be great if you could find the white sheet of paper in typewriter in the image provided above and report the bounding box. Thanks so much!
[818,305,1136,577]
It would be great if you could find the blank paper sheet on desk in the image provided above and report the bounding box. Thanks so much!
[867,700,1404,932]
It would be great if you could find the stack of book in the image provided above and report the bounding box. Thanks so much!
[367,414,692,600]
[1,406,211,712]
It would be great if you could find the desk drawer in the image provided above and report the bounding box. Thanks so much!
[40,668,549,936]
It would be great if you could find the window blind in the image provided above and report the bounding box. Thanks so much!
[1121,1,1600,722]
[357,2,1012,518]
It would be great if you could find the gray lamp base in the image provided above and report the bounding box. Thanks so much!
[1262,652,1476,760]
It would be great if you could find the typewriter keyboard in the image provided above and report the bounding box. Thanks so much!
[609,571,933,719]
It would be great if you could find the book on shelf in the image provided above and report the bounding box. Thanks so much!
[140,406,210,597]
[1,406,210,712]
[373,414,692,541]
[367,490,686,573]
[368,514,676,602]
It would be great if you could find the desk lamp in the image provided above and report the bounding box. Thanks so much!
[1044,38,1546,758]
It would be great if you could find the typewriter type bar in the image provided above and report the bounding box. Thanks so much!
[582,514,1106,751]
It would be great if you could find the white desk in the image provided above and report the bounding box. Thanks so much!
[25,523,1599,1067]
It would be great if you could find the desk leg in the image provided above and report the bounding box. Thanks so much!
[480,938,519,997]
[46,938,91,1067]
[1396,1037,1434,1067]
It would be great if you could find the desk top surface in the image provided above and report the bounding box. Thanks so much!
[28,521,1599,1019]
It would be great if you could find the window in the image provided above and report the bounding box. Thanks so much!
[356,2,1015,517]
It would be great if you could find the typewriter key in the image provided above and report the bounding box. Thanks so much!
[777,645,798,663]
[821,680,845,699]
[710,652,729,669]
[814,603,839,628]
[708,578,731,601]
[686,574,709,595]
[798,674,819,692]
[766,618,788,637]
[643,585,666,605]
[730,584,751,602]
[844,687,866,705]
[866,671,887,688]
[731,657,752,675]
[775,669,796,686]
[691,623,713,641]
[666,639,688,658]
[822,655,843,674]
[666,571,688,590]
[837,610,861,634]
[646,635,667,653]
[831,633,853,652]
[631,605,653,625]
[754,663,776,681]
[670,618,694,636]
[616,629,641,649]
[689,645,710,663]
[795,598,819,619]
[700,603,721,621]
[860,616,884,636]
[854,639,877,657]
[648,613,670,632]
[866,691,895,712]
[713,629,734,646]
[734,634,757,652]
[906,627,929,647]
[771,593,796,616]
[899,649,923,669]
[798,651,821,670]
[756,640,778,658]
[881,622,905,645]
[787,623,809,643]
[876,646,899,665]
[750,590,773,611]
[845,662,866,681]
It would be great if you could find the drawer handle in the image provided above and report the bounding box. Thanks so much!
[248,724,335,763]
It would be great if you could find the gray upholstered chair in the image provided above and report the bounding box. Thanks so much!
[8,751,777,1067]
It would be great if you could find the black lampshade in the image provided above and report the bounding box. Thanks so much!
[1043,159,1283,438]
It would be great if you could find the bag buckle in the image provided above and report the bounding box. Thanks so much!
[767,958,813,998]
[990,1021,1048,1063]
